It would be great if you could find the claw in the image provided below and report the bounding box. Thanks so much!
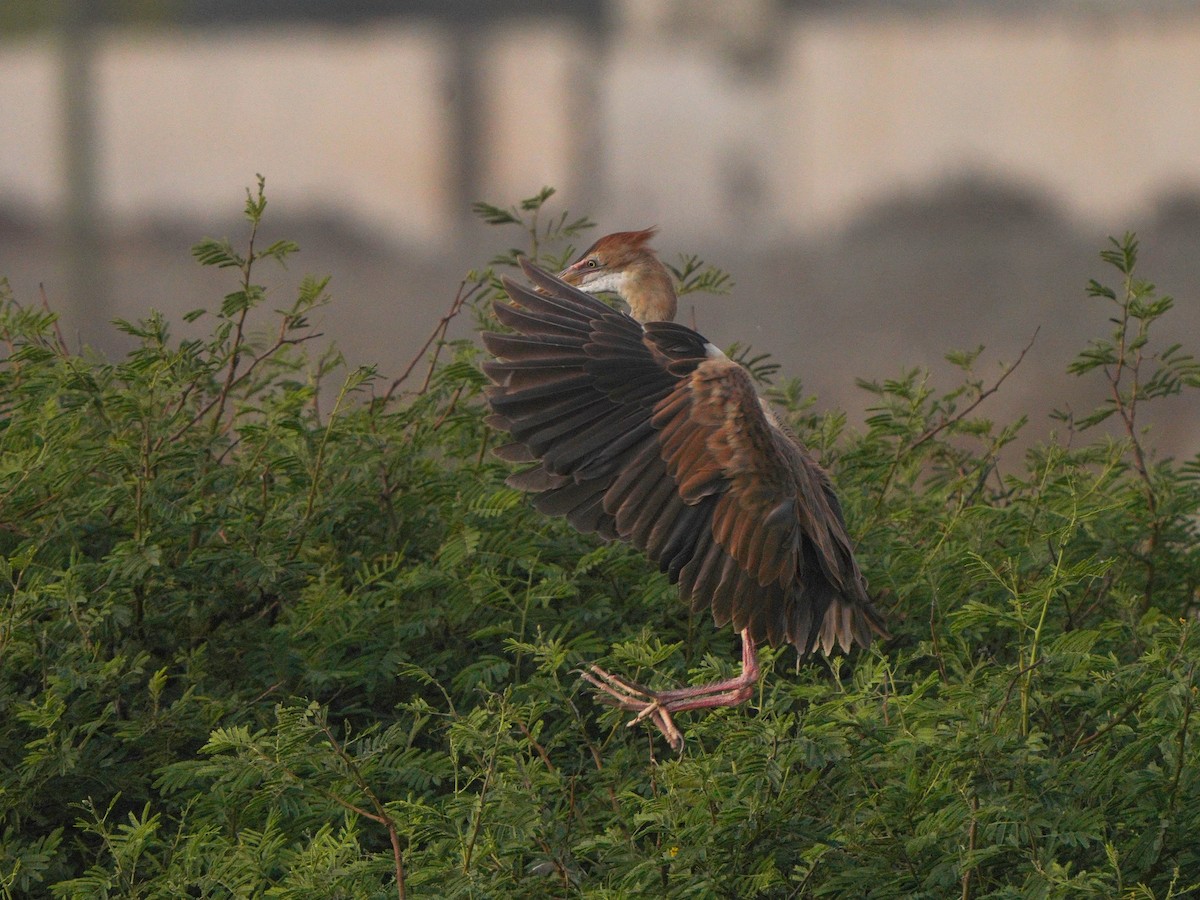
[580,664,685,750]
[578,632,761,751]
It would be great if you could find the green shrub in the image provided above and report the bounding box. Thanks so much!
[0,182,1197,898]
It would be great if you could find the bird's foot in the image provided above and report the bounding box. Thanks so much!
[580,634,761,751]
[581,665,685,750]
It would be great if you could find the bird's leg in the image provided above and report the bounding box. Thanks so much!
[582,631,761,750]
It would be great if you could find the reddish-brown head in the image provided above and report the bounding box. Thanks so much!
[557,227,677,323]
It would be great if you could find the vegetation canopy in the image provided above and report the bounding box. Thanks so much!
[0,181,1197,898]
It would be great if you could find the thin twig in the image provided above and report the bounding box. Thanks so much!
[1100,275,1161,605]
[250,681,284,704]
[515,719,556,774]
[212,214,261,433]
[384,280,476,403]
[989,658,1043,732]
[463,725,504,874]
[37,283,70,354]
[1103,333,1156,515]
[874,330,1038,510]
[159,331,323,447]
[1104,267,1148,490]
[1164,663,1195,820]
[909,328,1039,452]
[431,383,466,430]
[961,793,979,900]
[317,721,407,900]
[928,591,949,684]
[1072,692,1147,750]
[1140,661,1196,885]
[288,372,356,559]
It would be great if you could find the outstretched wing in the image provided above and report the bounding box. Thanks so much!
[652,355,885,652]
[482,258,886,654]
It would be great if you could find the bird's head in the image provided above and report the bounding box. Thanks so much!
[557,227,677,323]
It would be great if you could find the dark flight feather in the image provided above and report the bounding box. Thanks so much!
[482,258,887,656]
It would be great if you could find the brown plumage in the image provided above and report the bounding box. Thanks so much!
[481,232,886,749]
[555,227,677,323]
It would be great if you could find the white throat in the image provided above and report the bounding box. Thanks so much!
[581,270,630,297]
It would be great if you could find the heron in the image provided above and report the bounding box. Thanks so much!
[481,228,886,749]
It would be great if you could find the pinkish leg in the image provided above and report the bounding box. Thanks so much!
[581,632,760,750]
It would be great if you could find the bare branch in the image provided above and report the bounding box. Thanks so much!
[909,328,1039,452]
[384,279,479,403]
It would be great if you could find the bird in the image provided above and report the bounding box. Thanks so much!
[480,227,886,749]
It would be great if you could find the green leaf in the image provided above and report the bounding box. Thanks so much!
[191,237,242,269]
[471,202,519,225]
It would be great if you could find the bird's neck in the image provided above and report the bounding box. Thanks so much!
[622,255,677,323]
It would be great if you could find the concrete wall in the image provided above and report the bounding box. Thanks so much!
[3,8,1200,244]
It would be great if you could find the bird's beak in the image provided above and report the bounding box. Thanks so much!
[556,259,588,286]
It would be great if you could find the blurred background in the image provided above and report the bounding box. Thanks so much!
[2,0,1199,452]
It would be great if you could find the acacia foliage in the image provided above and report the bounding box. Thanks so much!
[1,184,1198,899]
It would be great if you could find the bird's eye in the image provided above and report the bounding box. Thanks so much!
[586,258,598,268]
